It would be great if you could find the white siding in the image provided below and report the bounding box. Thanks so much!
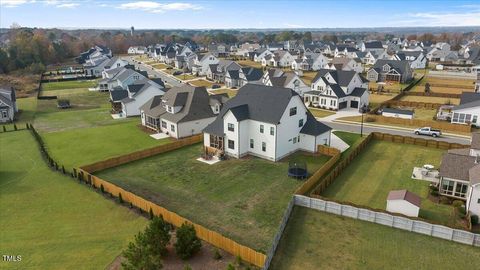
[386,200,420,217]
[467,185,480,217]
[177,117,216,138]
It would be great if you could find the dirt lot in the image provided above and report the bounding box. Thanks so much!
[0,73,41,97]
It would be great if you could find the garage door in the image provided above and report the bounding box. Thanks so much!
[350,100,359,108]
[339,101,347,109]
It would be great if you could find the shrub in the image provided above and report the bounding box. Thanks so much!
[2,126,5,132]
[13,124,17,131]
[439,196,451,204]
[458,206,466,215]
[430,190,439,197]
[365,117,376,122]
[226,264,235,270]
[129,202,133,209]
[175,223,202,260]
[213,248,222,260]
[183,265,192,270]
[100,184,105,193]
[118,193,124,204]
[235,255,242,266]
[471,215,479,225]
[452,200,463,208]
[61,165,65,174]
[26,123,29,129]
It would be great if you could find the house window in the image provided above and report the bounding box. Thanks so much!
[161,121,167,128]
[228,140,235,149]
[270,127,274,136]
[289,107,297,116]
[473,115,478,123]
[441,179,454,195]
[298,135,300,143]
[293,137,297,144]
[262,142,266,152]
[298,119,304,127]
[170,124,175,132]
[228,123,235,132]
[250,139,254,149]
[454,182,468,198]
[260,124,264,133]
[1,111,7,118]
[478,198,480,204]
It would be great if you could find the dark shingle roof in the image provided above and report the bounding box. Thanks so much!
[387,190,421,207]
[300,111,331,136]
[161,85,216,123]
[351,87,367,97]
[453,92,480,110]
[110,89,128,102]
[382,108,414,116]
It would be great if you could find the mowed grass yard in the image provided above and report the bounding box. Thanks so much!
[322,140,461,228]
[0,131,146,270]
[189,79,216,88]
[269,207,480,270]
[309,108,335,118]
[399,95,460,105]
[412,76,476,94]
[41,79,98,91]
[96,144,330,252]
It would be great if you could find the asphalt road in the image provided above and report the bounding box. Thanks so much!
[324,121,471,145]
[122,56,185,87]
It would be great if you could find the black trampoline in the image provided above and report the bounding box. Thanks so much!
[288,161,308,179]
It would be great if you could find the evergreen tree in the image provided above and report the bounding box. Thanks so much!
[174,223,201,260]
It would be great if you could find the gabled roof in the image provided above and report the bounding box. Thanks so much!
[140,95,166,117]
[453,92,480,110]
[364,41,383,49]
[382,108,414,116]
[371,59,410,75]
[241,67,263,81]
[312,69,357,87]
[161,85,216,123]
[387,190,421,207]
[300,111,331,136]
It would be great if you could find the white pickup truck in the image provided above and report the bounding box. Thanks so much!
[414,127,442,137]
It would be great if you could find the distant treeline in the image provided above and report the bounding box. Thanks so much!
[0,27,476,74]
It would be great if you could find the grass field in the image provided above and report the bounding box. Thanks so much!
[412,76,476,94]
[309,108,335,118]
[189,79,216,88]
[3,97,37,130]
[42,121,172,169]
[96,144,330,252]
[322,140,461,228]
[41,80,98,91]
[399,95,460,105]
[369,93,395,107]
[237,60,263,69]
[413,108,437,121]
[370,81,410,93]
[209,88,238,97]
[175,73,197,80]
[151,63,168,69]
[269,207,480,270]
[0,131,146,270]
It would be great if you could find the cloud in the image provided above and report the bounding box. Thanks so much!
[1,0,36,8]
[392,7,480,27]
[56,2,78,8]
[118,1,202,13]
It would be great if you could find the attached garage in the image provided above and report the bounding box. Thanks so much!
[338,101,347,110]
[350,100,359,108]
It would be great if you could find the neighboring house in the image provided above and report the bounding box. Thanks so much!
[76,45,111,64]
[0,86,17,123]
[394,51,427,69]
[367,59,413,83]
[253,48,273,62]
[291,52,328,71]
[386,190,421,217]
[120,79,166,117]
[352,51,376,65]
[438,133,480,217]
[265,43,284,51]
[203,84,332,162]
[102,67,149,92]
[262,68,309,96]
[233,67,263,88]
[382,108,414,119]
[464,47,480,65]
[450,92,480,127]
[83,55,110,77]
[103,56,128,71]
[140,85,226,138]
[192,53,219,76]
[262,50,296,67]
[359,40,385,54]
[127,46,147,54]
[334,45,359,58]
[326,57,364,73]
[206,60,242,83]
[235,43,261,57]
[306,69,369,111]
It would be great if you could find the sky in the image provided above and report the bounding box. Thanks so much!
[1,0,480,29]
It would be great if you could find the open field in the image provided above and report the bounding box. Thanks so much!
[41,80,98,91]
[412,76,475,94]
[322,140,462,228]
[189,79,216,88]
[209,88,238,97]
[269,207,480,270]
[3,97,37,130]
[369,93,395,107]
[399,95,460,105]
[237,60,263,69]
[42,121,172,169]
[309,108,335,118]
[96,144,330,252]
[0,73,40,97]
[0,131,146,270]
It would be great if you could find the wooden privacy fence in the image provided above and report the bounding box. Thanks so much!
[77,169,266,267]
[364,114,471,133]
[385,100,442,110]
[403,92,461,99]
[294,145,341,195]
[312,134,373,195]
[81,134,203,173]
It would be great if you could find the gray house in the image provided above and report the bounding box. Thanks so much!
[0,86,17,123]
[367,59,413,83]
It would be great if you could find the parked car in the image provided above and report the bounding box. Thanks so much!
[172,71,183,76]
[414,127,442,137]
[212,84,221,89]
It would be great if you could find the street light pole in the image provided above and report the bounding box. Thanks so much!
[360,111,364,137]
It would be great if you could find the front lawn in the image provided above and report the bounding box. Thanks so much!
[309,108,335,118]
[269,207,480,270]
[41,80,98,91]
[209,88,238,97]
[189,79,216,88]
[237,60,263,69]
[96,144,330,252]
[0,131,146,269]
[174,73,197,80]
[42,121,173,169]
[322,140,461,227]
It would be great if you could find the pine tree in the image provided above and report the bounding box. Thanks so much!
[174,223,202,260]
[118,193,124,204]
[149,208,154,220]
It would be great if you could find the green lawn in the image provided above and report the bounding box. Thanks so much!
[269,207,480,270]
[309,108,335,118]
[96,144,330,252]
[41,121,173,169]
[322,140,461,227]
[0,131,146,270]
[2,97,38,130]
[41,80,98,91]
[174,73,197,80]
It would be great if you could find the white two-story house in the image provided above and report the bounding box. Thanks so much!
[305,69,369,111]
[291,52,329,71]
[192,53,219,76]
[203,84,332,161]
[262,50,296,67]
[262,69,310,96]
